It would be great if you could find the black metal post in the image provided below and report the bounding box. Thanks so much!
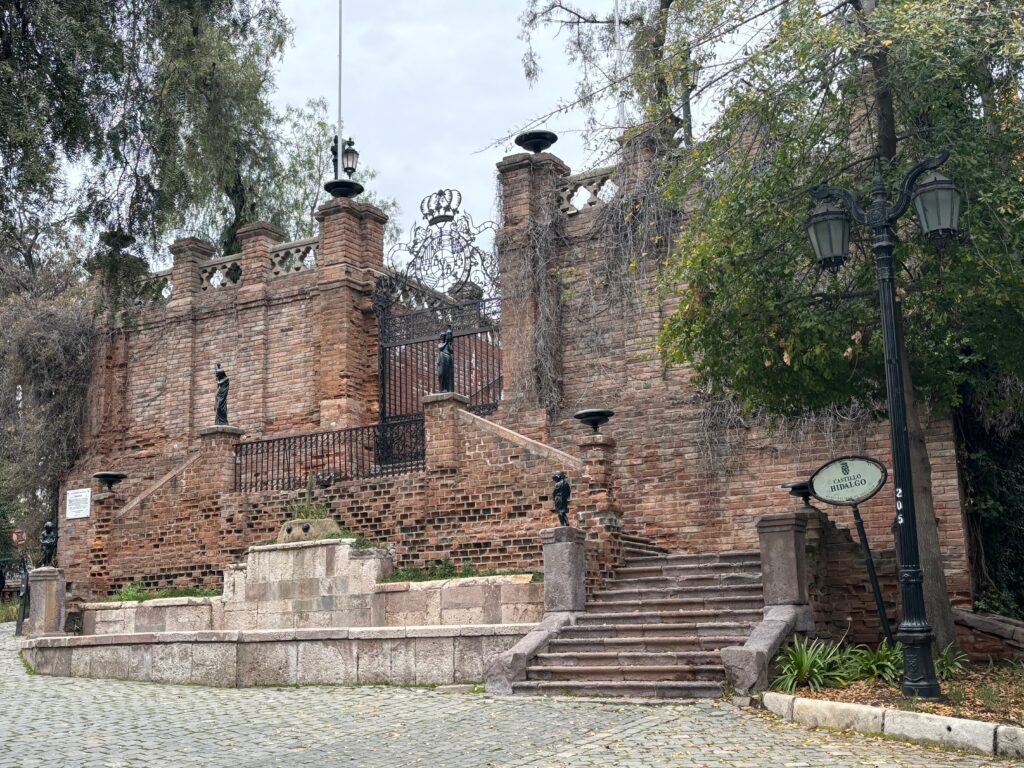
[851,503,894,645]
[811,153,951,699]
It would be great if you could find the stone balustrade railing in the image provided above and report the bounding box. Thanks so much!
[555,166,619,215]
[199,253,243,290]
[269,236,318,277]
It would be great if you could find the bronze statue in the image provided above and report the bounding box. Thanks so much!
[437,326,454,392]
[40,521,58,567]
[553,471,571,526]
[215,364,230,425]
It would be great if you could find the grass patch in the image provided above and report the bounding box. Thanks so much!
[324,528,378,550]
[103,583,222,603]
[0,599,20,623]
[288,500,329,520]
[378,558,543,584]
[18,650,35,675]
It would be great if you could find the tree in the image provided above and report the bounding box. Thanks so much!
[657,0,1024,646]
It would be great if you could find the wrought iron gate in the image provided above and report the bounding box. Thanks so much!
[377,295,501,421]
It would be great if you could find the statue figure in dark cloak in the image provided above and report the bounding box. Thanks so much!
[40,521,58,567]
[553,471,571,527]
[215,364,230,425]
[437,327,454,393]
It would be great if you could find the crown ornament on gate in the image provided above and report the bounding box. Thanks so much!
[422,189,462,225]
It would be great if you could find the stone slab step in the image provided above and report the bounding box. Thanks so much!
[511,680,723,699]
[592,585,764,602]
[577,607,763,624]
[606,573,763,589]
[587,598,764,614]
[546,635,748,653]
[624,551,761,568]
[561,621,755,638]
[526,664,726,682]
[535,650,722,666]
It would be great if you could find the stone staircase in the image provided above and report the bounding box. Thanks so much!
[513,545,763,699]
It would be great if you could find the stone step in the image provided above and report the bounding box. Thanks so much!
[535,650,722,667]
[584,597,764,614]
[546,635,748,653]
[624,551,761,568]
[526,664,726,683]
[592,585,764,602]
[562,620,755,637]
[606,572,763,589]
[511,680,723,699]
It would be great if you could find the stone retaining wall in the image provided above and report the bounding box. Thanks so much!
[22,625,531,688]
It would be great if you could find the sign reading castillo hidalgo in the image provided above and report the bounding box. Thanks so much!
[809,455,887,507]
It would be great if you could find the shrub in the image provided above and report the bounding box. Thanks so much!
[934,643,969,681]
[771,635,852,692]
[113,583,220,603]
[0,600,19,623]
[848,641,903,686]
[288,501,329,520]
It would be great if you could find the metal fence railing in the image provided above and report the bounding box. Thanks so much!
[234,417,425,492]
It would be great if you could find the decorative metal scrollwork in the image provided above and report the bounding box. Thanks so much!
[386,188,498,299]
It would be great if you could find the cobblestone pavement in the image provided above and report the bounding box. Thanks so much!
[0,625,1005,767]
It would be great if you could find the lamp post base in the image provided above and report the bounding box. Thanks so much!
[324,178,364,199]
[899,628,941,699]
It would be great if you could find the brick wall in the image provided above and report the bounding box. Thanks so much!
[494,150,972,608]
[60,395,619,598]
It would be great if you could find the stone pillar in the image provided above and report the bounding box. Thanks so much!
[168,237,215,306]
[237,220,286,289]
[495,152,570,417]
[422,392,468,472]
[756,511,811,607]
[540,526,586,613]
[85,486,119,597]
[576,433,623,594]
[198,426,245,492]
[314,198,388,429]
[28,567,65,636]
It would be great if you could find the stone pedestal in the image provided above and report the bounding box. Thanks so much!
[198,425,245,491]
[28,567,65,637]
[423,392,469,471]
[756,511,811,606]
[540,526,587,613]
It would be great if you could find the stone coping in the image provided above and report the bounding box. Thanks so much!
[81,597,215,611]
[761,691,1023,758]
[23,623,537,649]
[373,574,534,593]
[248,537,357,553]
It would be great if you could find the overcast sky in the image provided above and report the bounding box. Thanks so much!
[274,1,613,241]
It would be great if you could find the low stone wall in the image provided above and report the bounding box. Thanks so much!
[80,539,544,635]
[22,625,531,688]
[954,609,1024,660]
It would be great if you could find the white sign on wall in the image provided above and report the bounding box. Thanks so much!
[66,488,91,519]
[809,456,887,507]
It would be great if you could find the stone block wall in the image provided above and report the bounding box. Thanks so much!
[494,149,972,608]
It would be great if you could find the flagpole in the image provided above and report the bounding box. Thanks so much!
[614,0,625,128]
[337,0,344,143]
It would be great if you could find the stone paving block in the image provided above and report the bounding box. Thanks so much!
[761,691,794,720]
[191,643,237,687]
[884,709,996,754]
[792,697,882,733]
[237,641,297,687]
[415,637,455,686]
[296,639,356,685]
[997,724,1024,757]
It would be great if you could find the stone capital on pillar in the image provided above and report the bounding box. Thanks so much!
[168,237,215,303]
[540,526,587,612]
[314,198,388,273]
[199,425,245,491]
[756,510,811,606]
[28,567,65,636]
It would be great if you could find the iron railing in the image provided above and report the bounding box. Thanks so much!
[234,417,425,492]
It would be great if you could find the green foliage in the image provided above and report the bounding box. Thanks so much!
[847,641,904,686]
[771,636,852,692]
[934,643,970,682]
[287,501,329,520]
[113,583,221,603]
[324,528,377,550]
[0,600,20,623]
[379,558,543,584]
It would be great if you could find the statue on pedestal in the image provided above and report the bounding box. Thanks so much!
[437,326,454,392]
[215,364,230,425]
[553,471,571,527]
[39,521,58,567]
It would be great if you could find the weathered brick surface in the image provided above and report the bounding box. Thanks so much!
[494,150,972,610]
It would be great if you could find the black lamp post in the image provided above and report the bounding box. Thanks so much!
[806,150,961,699]
[325,136,364,199]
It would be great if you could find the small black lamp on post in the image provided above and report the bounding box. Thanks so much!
[325,136,364,199]
[805,150,961,699]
